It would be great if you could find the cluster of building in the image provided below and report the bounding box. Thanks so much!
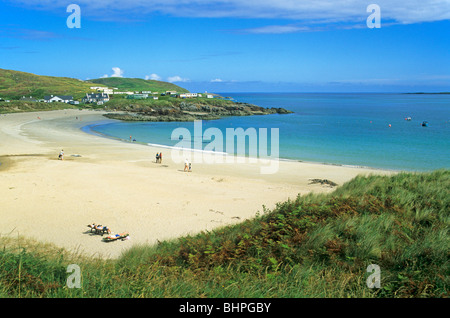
[6,86,216,106]
[9,93,108,105]
[90,86,216,100]
[14,95,79,104]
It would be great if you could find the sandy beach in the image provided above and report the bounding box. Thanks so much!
[0,109,394,259]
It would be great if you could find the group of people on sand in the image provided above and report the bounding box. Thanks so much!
[155,152,192,172]
[87,223,129,241]
[87,223,111,235]
[59,147,192,172]
[156,152,163,163]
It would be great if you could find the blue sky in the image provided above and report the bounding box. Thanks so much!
[1,0,449,92]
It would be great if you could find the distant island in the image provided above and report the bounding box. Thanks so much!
[0,68,292,120]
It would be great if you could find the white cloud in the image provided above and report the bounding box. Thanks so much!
[145,73,162,81]
[210,78,223,82]
[100,67,123,78]
[111,67,124,77]
[12,0,450,24]
[235,22,374,34]
[167,75,190,83]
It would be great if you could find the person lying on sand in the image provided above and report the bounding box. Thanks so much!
[104,232,129,241]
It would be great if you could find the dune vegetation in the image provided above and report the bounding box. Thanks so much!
[0,170,448,298]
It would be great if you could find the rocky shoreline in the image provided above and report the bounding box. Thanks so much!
[103,100,292,122]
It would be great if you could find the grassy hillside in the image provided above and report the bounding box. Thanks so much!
[87,77,189,94]
[0,69,102,100]
[0,69,189,101]
[0,170,448,298]
[0,69,291,119]
[0,100,81,114]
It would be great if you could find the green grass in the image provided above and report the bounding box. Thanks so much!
[0,68,102,100]
[0,68,189,101]
[0,69,258,117]
[0,100,82,114]
[105,95,241,111]
[0,170,448,298]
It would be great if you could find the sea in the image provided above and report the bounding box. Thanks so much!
[82,93,450,172]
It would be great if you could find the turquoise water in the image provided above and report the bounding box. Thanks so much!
[83,93,450,171]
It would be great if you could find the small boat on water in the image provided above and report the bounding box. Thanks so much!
[405,116,412,121]
[421,121,429,127]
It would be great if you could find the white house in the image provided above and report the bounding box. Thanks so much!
[178,93,198,99]
[44,95,74,103]
[98,88,114,94]
[82,93,110,104]
[113,91,132,95]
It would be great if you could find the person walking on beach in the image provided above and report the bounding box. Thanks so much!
[156,153,160,163]
[159,152,162,164]
[184,158,189,172]
[58,149,64,160]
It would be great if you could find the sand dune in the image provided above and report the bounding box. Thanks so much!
[0,109,393,258]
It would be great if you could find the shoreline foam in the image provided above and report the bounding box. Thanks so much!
[82,117,402,173]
